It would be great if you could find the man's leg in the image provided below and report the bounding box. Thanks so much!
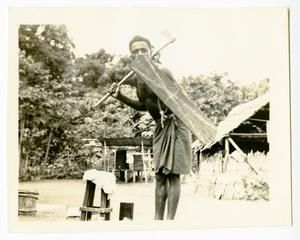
[167,174,181,220]
[155,173,168,220]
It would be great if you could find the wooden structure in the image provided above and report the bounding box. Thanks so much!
[119,202,134,220]
[80,180,112,221]
[18,190,39,216]
[133,154,144,170]
[193,93,270,173]
[98,137,153,183]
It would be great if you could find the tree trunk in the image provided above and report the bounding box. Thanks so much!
[19,118,25,177]
[44,128,53,166]
[23,153,30,179]
[21,125,34,179]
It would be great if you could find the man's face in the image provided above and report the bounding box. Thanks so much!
[130,41,151,59]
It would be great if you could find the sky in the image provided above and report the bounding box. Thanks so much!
[64,7,289,84]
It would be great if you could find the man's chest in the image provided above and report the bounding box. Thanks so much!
[136,80,156,101]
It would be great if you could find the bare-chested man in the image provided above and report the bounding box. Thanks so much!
[109,35,192,220]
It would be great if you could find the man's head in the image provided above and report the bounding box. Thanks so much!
[129,35,152,59]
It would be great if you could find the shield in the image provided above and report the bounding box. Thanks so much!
[131,55,216,145]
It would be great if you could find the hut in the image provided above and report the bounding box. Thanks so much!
[193,93,269,171]
[98,137,153,183]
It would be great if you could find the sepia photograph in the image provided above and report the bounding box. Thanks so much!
[6,4,293,236]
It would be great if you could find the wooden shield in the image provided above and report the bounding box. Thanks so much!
[131,55,216,145]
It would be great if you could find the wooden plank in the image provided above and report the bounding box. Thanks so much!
[249,118,268,122]
[227,137,245,157]
[229,133,267,138]
[19,190,39,195]
[79,206,112,214]
[18,209,37,216]
[131,55,216,145]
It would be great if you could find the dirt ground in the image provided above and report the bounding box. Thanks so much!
[18,177,271,230]
[18,177,209,222]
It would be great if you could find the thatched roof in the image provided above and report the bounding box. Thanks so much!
[193,93,269,153]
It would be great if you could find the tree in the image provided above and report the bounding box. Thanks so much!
[74,49,113,88]
[19,24,76,179]
[19,25,142,180]
[181,73,244,124]
[19,25,75,82]
[240,78,270,101]
[180,73,269,125]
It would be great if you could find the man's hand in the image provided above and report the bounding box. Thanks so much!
[108,82,120,98]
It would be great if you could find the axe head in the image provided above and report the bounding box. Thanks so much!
[160,29,176,43]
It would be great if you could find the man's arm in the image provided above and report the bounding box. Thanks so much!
[116,92,147,111]
[108,82,146,111]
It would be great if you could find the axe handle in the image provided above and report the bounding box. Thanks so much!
[92,70,135,108]
[151,39,175,59]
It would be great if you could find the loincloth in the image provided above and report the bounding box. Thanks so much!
[153,115,192,175]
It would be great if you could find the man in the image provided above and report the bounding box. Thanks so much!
[109,35,192,220]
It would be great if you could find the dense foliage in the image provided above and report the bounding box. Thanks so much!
[18,25,269,180]
[181,73,269,125]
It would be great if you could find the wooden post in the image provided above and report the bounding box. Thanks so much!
[106,146,110,171]
[141,140,148,183]
[228,137,258,175]
[80,181,96,221]
[124,170,128,183]
[198,150,203,174]
[119,202,134,220]
[113,150,116,173]
[224,137,230,173]
[147,149,152,180]
[100,189,110,220]
[103,140,107,171]
[196,151,200,173]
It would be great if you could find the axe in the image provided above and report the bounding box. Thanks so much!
[92,30,176,108]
